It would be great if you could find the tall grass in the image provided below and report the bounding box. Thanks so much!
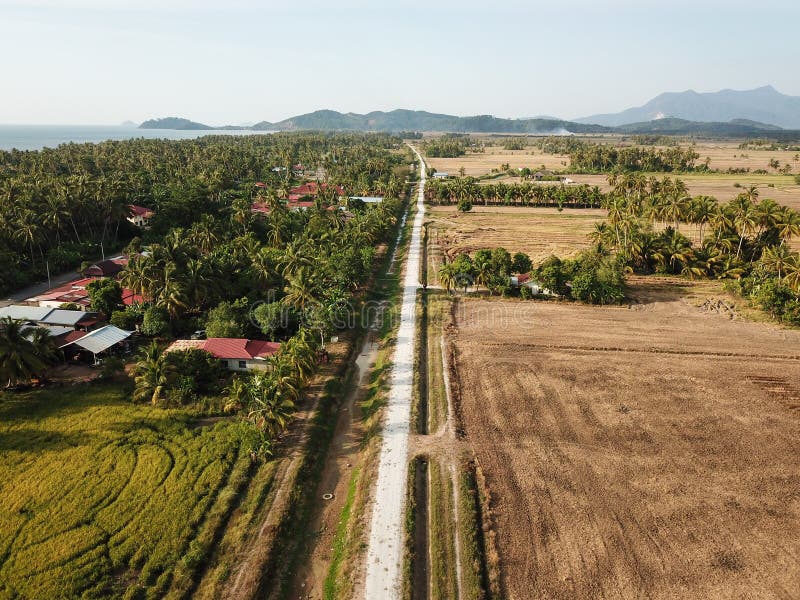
[0,382,251,599]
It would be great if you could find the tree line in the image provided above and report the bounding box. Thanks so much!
[597,172,800,324]
[425,178,605,209]
[0,132,408,295]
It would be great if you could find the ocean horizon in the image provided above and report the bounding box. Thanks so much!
[0,124,268,151]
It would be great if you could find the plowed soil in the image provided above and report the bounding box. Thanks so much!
[450,281,800,599]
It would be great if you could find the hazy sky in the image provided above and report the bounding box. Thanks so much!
[1,0,798,125]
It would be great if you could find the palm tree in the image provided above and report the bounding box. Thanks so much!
[224,375,251,413]
[783,254,800,291]
[776,207,800,246]
[283,269,318,313]
[760,245,794,281]
[689,195,718,245]
[133,349,177,405]
[0,318,49,387]
[438,263,456,294]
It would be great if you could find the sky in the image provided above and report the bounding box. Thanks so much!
[1,0,799,125]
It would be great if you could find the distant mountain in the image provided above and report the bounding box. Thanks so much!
[120,120,138,127]
[139,117,213,130]
[576,86,800,129]
[252,109,608,134]
[138,108,800,139]
[615,117,787,136]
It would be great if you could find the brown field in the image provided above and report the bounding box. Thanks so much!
[564,173,800,210]
[426,147,569,177]
[429,205,604,262]
[450,281,800,599]
[424,137,800,210]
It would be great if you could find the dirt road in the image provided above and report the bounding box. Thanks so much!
[363,146,426,599]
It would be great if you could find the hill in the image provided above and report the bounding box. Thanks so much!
[252,109,609,134]
[576,86,800,129]
[139,117,213,130]
[616,117,787,136]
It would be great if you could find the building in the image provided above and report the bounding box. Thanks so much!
[287,182,345,201]
[0,305,100,331]
[127,205,154,228]
[348,196,384,204]
[165,338,281,372]
[59,325,133,364]
[26,277,144,311]
[83,258,127,278]
[433,172,449,179]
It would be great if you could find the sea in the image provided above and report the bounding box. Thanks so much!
[0,125,268,152]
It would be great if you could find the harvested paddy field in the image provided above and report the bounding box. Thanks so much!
[425,147,569,177]
[449,279,800,599]
[429,205,604,263]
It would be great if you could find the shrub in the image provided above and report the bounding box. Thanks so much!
[141,306,170,337]
[457,198,472,212]
[205,299,248,338]
[163,348,227,395]
[86,278,124,316]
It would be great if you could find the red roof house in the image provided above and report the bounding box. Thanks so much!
[165,338,281,371]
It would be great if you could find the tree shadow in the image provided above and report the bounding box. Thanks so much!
[0,428,97,453]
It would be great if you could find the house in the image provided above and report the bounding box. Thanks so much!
[127,205,154,228]
[348,196,384,204]
[165,338,281,372]
[532,170,553,181]
[0,305,100,331]
[251,200,318,214]
[509,274,551,296]
[26,277,144,310]
[83,257,127,278]
[59,325,133,364]
[287,182,345,201]
[433,172,449,179]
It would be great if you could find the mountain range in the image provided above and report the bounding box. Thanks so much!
[138,86,800,137]
[576,85,800,129]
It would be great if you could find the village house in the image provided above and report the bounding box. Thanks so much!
[0,305,100,331]
[26,277,144,311]
[127,205,154,228]
[165,338,281,372]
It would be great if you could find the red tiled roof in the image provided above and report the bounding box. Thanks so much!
[165,338,281,360]
[288,182,345,198]
[517,273,531,284]
[203,338,281,360]
[254,182,267,188]
[128,204,154,217]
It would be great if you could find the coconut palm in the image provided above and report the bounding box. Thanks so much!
[0,318,50,387]
[133,350,177,405]
[760,245,794,281]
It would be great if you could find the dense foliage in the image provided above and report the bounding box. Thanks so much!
[426,177,605,208]
[594,172,800,320]
[0,132,408,295]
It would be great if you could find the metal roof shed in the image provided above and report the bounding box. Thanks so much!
[40,310,97,327]
[68,325,132,355]
[0,305,54,322]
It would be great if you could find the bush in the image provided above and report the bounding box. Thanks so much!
[205,299,248,338]
[86,278,124,316]
[457,198,472,212]
[163,348,227,395]
[111,305,144,330]
[569,253,626,305]
[520,286,534,299]
[141,306,170,337]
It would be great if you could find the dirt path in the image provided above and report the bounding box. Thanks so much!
[363,146,426,599]
[289,330,380,598]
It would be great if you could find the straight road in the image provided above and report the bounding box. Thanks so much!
[363,146,426,598]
